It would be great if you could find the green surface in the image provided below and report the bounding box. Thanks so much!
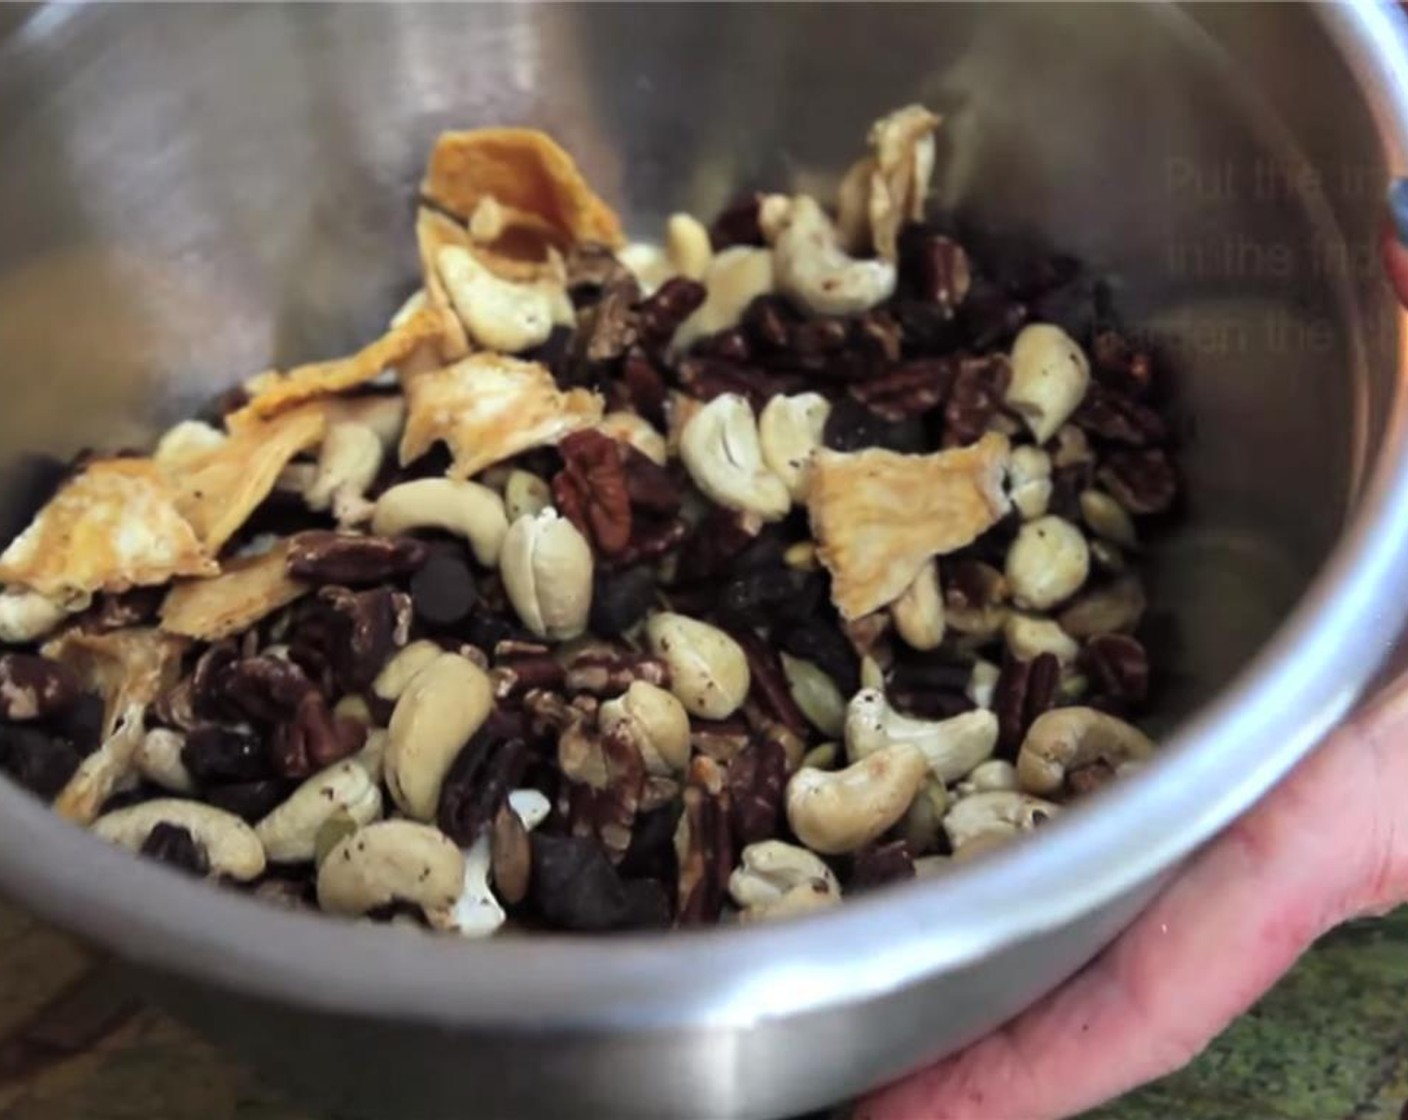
[1087,908,1408,1120]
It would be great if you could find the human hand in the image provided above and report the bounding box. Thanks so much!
[857,216,1408,1120]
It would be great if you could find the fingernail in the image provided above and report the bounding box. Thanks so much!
[1390,177,1408,245]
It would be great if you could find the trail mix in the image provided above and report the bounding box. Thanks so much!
[0,105,1177,932]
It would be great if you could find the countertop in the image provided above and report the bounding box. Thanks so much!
[0,897,1404,1119]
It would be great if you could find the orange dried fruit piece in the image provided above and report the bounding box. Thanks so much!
[229,306,456,428]
[807,433,1011,620]
[172,405,326,553]
[400,353,603,480]
[415,208,473,362]
[44,626,188,824]
[160,540,310,641]
[422,127,624,249]
[42,626,188,737]
[0,459,215,599]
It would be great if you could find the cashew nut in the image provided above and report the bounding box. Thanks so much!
[844,689,999,783]
[672,246,776,353]
[1008,446,1053,521]
[154,420,227,468]
[679,394,790,520]
[371,639,443,705]
[447,788,551,938]
[956,759,1019,797]
[757,393,831,503]
[728,840,841,922]
[94,799,266,881]
[1058,574,1146,638]
[317,820,466,928]
[355,728,389,784]
[306,423,382,525]
[372,478,508,567]
[1004,613,1080,665]
[666,213,713,281]
[499,508,593,641]
[900,777,949,855]
[1005,516,1090,611]
[891,559,945,651]
[0,587,78,643]
[767,195,897,317]
[599,680,692,776]
[384,652,494,820]
[645,612,750,719]
[944,562,1009,639]
[597,411,668,467]
[967,658,1000,709]
[503,469,553,522]
[785,743,928,855]
[619,242,671,296]
[1080,489,1139,549]
[1005,323,1091,443]
[437,244,572,354]
[779,652,846,738]
[1016,706,1155,796]
[255,759,384,863]
[133,728,195,794]
[942,790,1059,852]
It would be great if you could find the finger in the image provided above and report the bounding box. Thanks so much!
[861,680,1408,1120]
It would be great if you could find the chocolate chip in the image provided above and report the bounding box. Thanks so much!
[182,725,269,785]
[409,549,478,629]
[529,833,670,932]
[0,725,81,800]
[204,778,291,822]
[139,823,210,877]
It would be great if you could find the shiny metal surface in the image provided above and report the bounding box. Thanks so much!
[0,5,1405,1118]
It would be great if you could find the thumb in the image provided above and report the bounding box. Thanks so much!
[859,680,1408,1120]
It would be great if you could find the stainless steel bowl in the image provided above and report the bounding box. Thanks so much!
[1,5,1406,1118]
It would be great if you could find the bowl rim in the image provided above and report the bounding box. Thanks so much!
[0,0,1406,1036]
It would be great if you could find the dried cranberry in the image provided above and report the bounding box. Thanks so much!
[708,194,765,250]
[777,620,860,697]
[204,779,291,822]
[823,397,927,454]
[0,725,81,800]
[589,565,657,638]
[530,833,670,931]
[54,692,105,755]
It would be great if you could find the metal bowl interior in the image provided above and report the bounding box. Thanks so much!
[0,4,1406,1118]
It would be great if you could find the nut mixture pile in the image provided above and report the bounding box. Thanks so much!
[0,105,1177,933]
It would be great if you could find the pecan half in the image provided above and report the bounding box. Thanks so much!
[943,353,1011,447]
[554,429,632,557]
[270,691,365,779]
[848,358,956,422]
[286,531,428,586]
[437,730,528,848]
[992,652,1060,757]
[1098,449,1177,515]
[1079,633,1150,709]
[727,733,788,848]
[561,718,645,863]
[674,757,732,925]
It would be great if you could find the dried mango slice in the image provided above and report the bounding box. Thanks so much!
[42,626,187,738]
[0,460,215,598]
[807,433,1011,620]
[173,405,326,553]
[229,306,455,428]
[400,353,603,479]
[422,128,624,249]
[836,104,941,262]
[415,208,472,362]
[160,540,309,640]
